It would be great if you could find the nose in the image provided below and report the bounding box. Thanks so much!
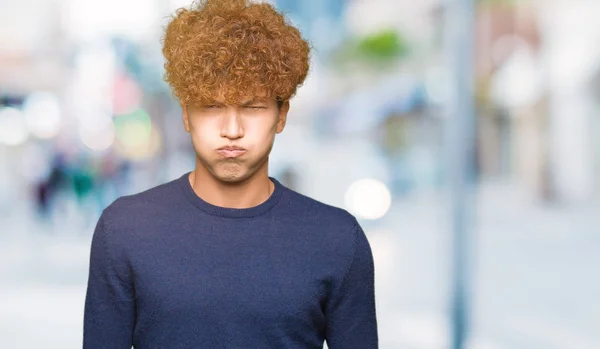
[220,107,244,140]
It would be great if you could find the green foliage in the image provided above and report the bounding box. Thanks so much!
[355,30,409,60]
[331,29,410,70]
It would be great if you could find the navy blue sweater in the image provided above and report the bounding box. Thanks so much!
[83,171,378,348]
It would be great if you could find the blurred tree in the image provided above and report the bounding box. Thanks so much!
[356,30,409,61]
[331,29,410,71]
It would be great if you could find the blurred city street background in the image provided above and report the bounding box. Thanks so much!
[1,0,599,348]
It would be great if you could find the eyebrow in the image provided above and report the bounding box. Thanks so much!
[203,101,224,106]
[240,99,268,107]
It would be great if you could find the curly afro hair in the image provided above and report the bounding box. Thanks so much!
[162,0,311,107]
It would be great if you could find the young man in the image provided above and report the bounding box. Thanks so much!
[83,0,378,348]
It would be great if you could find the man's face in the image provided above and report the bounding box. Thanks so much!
[182,95,289,183]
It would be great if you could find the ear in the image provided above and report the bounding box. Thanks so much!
[276,101,290,134]
[182,105,191,133]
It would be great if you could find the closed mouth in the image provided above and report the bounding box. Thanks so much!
[216,147,247,158]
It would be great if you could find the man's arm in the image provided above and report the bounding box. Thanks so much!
[325,222,378,349]
[83,212,135,349]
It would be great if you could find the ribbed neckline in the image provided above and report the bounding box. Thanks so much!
[177,171,284,218]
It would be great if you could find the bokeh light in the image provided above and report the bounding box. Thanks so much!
[344,178,392,220]
[22,92,63,139]
[114,108,159,160]
[0,107,29,146]
[79,117,116,152]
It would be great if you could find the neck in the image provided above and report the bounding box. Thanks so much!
[189,162,274,209]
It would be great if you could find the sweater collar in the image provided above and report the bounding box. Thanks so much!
[178,171,284,218]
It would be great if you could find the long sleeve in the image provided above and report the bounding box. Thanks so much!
[325,223,378,349]
[83,212,136,349]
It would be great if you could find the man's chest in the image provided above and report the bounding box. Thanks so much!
[130,233,328,326]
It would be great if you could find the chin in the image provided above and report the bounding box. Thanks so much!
[212,164,251,183]
[202,155,267,184]
[215,174,246,183]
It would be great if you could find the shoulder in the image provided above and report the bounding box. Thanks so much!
[93,176,185,253]
[280,188,373,286]
[282,186,359,231]
[100,175,183,229]
[279,186,363,261]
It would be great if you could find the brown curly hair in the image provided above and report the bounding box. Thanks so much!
[162,0,311,107]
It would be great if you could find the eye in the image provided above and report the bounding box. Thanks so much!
[203,103,224,109]
[245,106,265,111]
